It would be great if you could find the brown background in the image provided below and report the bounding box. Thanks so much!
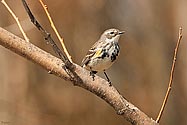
[0,0,187,125]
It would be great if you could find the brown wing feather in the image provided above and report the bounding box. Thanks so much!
[81,39,107,66]
[81,50,95,66]
[81,39,103,66]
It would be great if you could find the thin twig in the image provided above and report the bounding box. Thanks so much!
[1,0,29,42]
[38,0,72,62]
[156,27,183,123]
[21,0,79,83]
[21,0,68,63]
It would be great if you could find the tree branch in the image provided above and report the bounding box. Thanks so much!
[0,27,158,125]
[156,27,183,123]
[1,0,29,42]
[21,0,69,64]
[38,0,72,62]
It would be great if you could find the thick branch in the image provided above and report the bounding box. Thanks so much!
[0,27,158,125]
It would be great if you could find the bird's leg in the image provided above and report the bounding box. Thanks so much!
[90,71,95,81]
[103,70,112,86]
[90,70,97,81]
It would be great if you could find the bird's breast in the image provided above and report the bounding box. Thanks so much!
[85,42,120,71]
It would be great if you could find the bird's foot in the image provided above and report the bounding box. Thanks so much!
[90,71,97,81]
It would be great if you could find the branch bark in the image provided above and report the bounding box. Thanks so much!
[0,27,158,125]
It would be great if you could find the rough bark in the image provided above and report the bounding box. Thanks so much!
[0,27,158,125]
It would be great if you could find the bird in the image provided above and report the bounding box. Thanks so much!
[81,28,124,86]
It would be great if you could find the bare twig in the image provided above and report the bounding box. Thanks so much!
[0,27,158,125]
[156,27,183,123]
[1,0,29,42]
[38,0,72,62]
[21,0,68,63]
[22,0,80,86]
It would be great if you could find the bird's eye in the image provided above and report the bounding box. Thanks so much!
[110,31,114,34]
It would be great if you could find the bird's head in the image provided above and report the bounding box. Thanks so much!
[101,28,125,42]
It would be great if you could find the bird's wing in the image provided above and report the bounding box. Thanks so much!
[81,40,104,66]
[81,48,103,66]
[81,50,95,66]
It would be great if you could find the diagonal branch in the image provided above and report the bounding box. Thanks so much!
[21,0,79,82]
[0,27,158,125]
[21,0,68,64]
[156,27,183,123]
[38,0,73,62]
[1,0,29,42]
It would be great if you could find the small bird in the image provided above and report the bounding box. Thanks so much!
[81,28,124,86]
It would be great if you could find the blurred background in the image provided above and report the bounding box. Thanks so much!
[0,0,187,125]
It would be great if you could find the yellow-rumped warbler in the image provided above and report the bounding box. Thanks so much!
[81,28,124,86]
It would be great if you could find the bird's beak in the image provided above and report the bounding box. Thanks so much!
[118,31,125,35]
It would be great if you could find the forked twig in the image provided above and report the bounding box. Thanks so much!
[22,0,81,84]
[1,0,29,42]
[21,0,68,63]
[156,27,183,123]
[38,0,72,62]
